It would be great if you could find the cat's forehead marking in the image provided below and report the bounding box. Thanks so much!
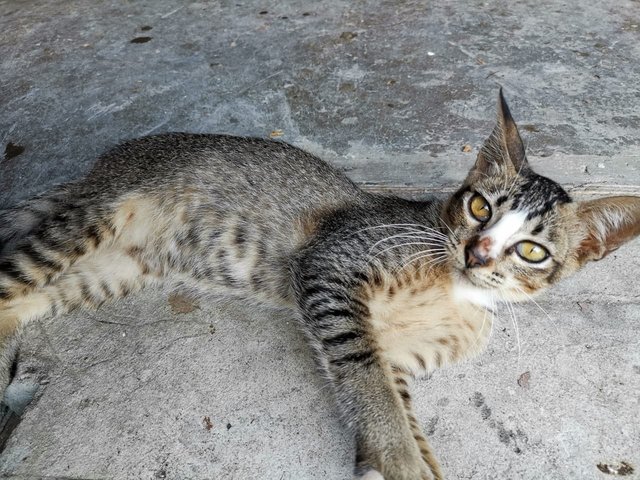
[482,211,527,257]
[511,173,571,219]
[531,222,544,235]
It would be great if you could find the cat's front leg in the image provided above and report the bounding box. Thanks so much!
[351,367,443,480]
[299,299,439,480]
[325,330,435,480]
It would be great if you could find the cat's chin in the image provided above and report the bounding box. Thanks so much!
[451,270,496,308]
[453,269,528,306]
[457,270,537,304]
[455,267,498,291]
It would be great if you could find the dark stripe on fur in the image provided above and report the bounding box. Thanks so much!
[315,307,356,319]
[0,259,34,286]
[531,222,544,235]
[321,330,361,347]
[18,243,64,273]
[329,350,375,367]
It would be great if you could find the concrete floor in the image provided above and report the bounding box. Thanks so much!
[1,0,639,479]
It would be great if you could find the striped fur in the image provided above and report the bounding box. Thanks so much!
[2,93,640,479]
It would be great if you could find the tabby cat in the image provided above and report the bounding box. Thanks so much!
[1,91,639,480]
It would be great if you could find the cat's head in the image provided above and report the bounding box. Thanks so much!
[442,90,640,303]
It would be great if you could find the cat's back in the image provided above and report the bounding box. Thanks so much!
[89,133,362,208]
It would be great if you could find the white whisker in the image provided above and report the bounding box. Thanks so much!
[369,233,447,253]
[395,252,448,274]
[502,294,522,362]
[353,223,448,237]
[436,216,459,242]
[515,287,563,341]
[372,242,447,259]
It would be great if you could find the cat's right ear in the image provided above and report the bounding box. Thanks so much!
[574,196,640,265]
[470,89,530,178]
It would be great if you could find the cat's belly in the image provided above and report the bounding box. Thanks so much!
[366,279,493,377]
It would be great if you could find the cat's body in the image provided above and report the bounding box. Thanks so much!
[1,92,639,480]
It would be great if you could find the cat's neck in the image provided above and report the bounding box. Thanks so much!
[367,263,495,376]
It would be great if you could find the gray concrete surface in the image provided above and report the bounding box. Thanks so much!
[0,0,639,479]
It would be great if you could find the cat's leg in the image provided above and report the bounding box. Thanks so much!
[0,246,158,395]
[391,369,443,480]
[318,319,433,480]
[0,193,170,399]
[350,366,443,480]
[0,196,123,301]
[297,287,439,480]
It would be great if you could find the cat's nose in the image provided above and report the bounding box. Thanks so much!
[465,236,492,268]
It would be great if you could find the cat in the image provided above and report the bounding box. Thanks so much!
[1,90,639,480]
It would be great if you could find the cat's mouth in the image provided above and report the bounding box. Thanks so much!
[461,268,497,290]
[460,267,534,303]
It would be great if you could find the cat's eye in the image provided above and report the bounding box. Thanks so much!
[469,194,492,222]
[515,241,549,263]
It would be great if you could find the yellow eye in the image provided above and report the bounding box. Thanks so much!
[515,241,549,263]
[469,194,492,222]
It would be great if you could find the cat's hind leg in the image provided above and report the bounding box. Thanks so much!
[0,246,159,393]
[0,193,169,400]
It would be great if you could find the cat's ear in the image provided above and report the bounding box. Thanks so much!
[575,196,640,265]
[472,89,529,177]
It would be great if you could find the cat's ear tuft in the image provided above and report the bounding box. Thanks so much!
[575,196,640,265]
[472,89,529,177]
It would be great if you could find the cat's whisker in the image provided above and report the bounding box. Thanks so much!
[394,258,447,276]
[499,291,522,362]
[487,291,496,343]
[396,255,432,274]
[474,170,494,181]
[371,242,447,259]
[369,234,444,253]
[436,217,459,242]
[509,300,522,362]
[368,233,447,254]
[356,223,426,232]
[350,225,427,239]
[397,246,449,263]
[354,223,448,237]
[514,287,564,340]
[416,259,447,277]
[395,252,448,275]
[500,170,509,190]
[470,299,492,350]
[397,251,448,268]
[398,248,448,266]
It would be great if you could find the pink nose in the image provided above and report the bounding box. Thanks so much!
[465,236,492,268]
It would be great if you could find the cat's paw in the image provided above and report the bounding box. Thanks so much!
[358,470,385,480]
[358,460,433,480]
[356,442,435,480]
[381,457,435,480]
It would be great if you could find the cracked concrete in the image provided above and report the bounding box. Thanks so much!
[1,0,639,479]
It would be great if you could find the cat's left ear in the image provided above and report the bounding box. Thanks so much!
[575,196,640,265]
[472,89,530,177]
